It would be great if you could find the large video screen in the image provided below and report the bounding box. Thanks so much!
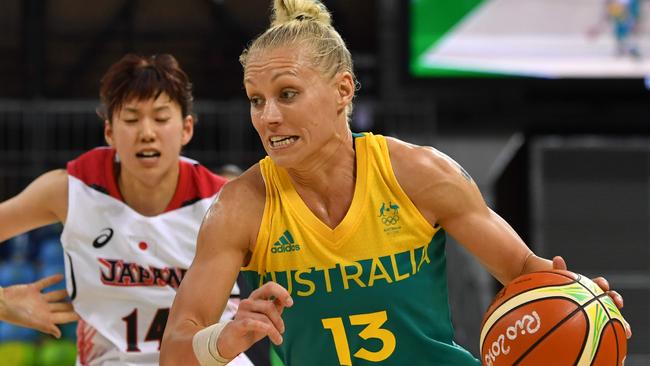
[410,0,650,78]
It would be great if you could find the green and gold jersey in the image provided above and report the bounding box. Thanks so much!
[242,133,480,366]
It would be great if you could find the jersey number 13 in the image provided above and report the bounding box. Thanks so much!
[321,310,396,365]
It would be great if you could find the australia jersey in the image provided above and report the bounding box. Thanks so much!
[242,133,480,366]
[63,147,252,366]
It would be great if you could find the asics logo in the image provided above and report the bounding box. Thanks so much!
[271,230,300,254]
[93,228,114,248]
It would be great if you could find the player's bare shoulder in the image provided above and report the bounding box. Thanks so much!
[385,137,480,223]
[201,164,266,251]
[385,137,473,189]
[30,168,69,223]
[209,164,264,216]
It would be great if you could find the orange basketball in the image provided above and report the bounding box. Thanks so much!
[479,270,627,366]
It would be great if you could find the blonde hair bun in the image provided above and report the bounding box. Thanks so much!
[271,0,331,27]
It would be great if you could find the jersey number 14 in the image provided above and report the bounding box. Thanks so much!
[122,308,169,351]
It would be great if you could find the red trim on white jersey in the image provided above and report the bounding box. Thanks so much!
[77,319,99,366]
[165,156,227,212]
[67,147,122,201]
[66,147,227,212]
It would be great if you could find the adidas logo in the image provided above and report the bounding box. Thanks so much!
[271,230,301,254]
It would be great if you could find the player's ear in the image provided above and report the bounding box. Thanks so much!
[181,115,194,146]
[335,72,354,114]
[104,120,114,146]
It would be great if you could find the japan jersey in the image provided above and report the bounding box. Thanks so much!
[63,147,252,366]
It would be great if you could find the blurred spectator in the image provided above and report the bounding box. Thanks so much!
[216,163,244,180]
[587,0,642,58]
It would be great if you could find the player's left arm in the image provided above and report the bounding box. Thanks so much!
[388,138,543,284]
[388,138,629,336]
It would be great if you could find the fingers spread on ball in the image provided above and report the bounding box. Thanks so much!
[592,277,610,292]
[552,256,567,270]
[622,318,632,339]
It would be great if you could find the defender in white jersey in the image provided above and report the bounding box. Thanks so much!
[0,54,254,365]
[64,147,250,365]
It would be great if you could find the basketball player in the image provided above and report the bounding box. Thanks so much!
[588,0,642,58]
[0,54,252,365]
[160,1,631,365]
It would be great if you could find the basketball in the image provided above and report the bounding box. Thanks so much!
[479,270,627,366]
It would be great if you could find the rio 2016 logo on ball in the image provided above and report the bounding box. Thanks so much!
[480,270,627,366]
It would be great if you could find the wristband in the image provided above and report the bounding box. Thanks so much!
[192,320,233,366]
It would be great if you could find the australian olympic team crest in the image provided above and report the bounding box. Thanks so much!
[379,201,402,234]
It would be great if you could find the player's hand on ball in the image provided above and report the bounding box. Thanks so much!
[217,281,293,359]
[552,256,632,339]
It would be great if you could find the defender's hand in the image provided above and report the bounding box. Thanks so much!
[0,274,79,338]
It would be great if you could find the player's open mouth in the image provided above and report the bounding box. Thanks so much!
[269,135,299,148]
[136,150,161,159]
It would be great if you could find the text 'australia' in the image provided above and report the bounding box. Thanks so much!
[252,242,433,297]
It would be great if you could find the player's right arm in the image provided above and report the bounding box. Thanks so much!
[0,169,75,334]
[0,169,68,242]
[161,166,293,366]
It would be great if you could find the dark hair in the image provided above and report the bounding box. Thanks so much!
[97,54,194,122]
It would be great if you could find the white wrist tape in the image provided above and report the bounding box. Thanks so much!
[192,320,233,366]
